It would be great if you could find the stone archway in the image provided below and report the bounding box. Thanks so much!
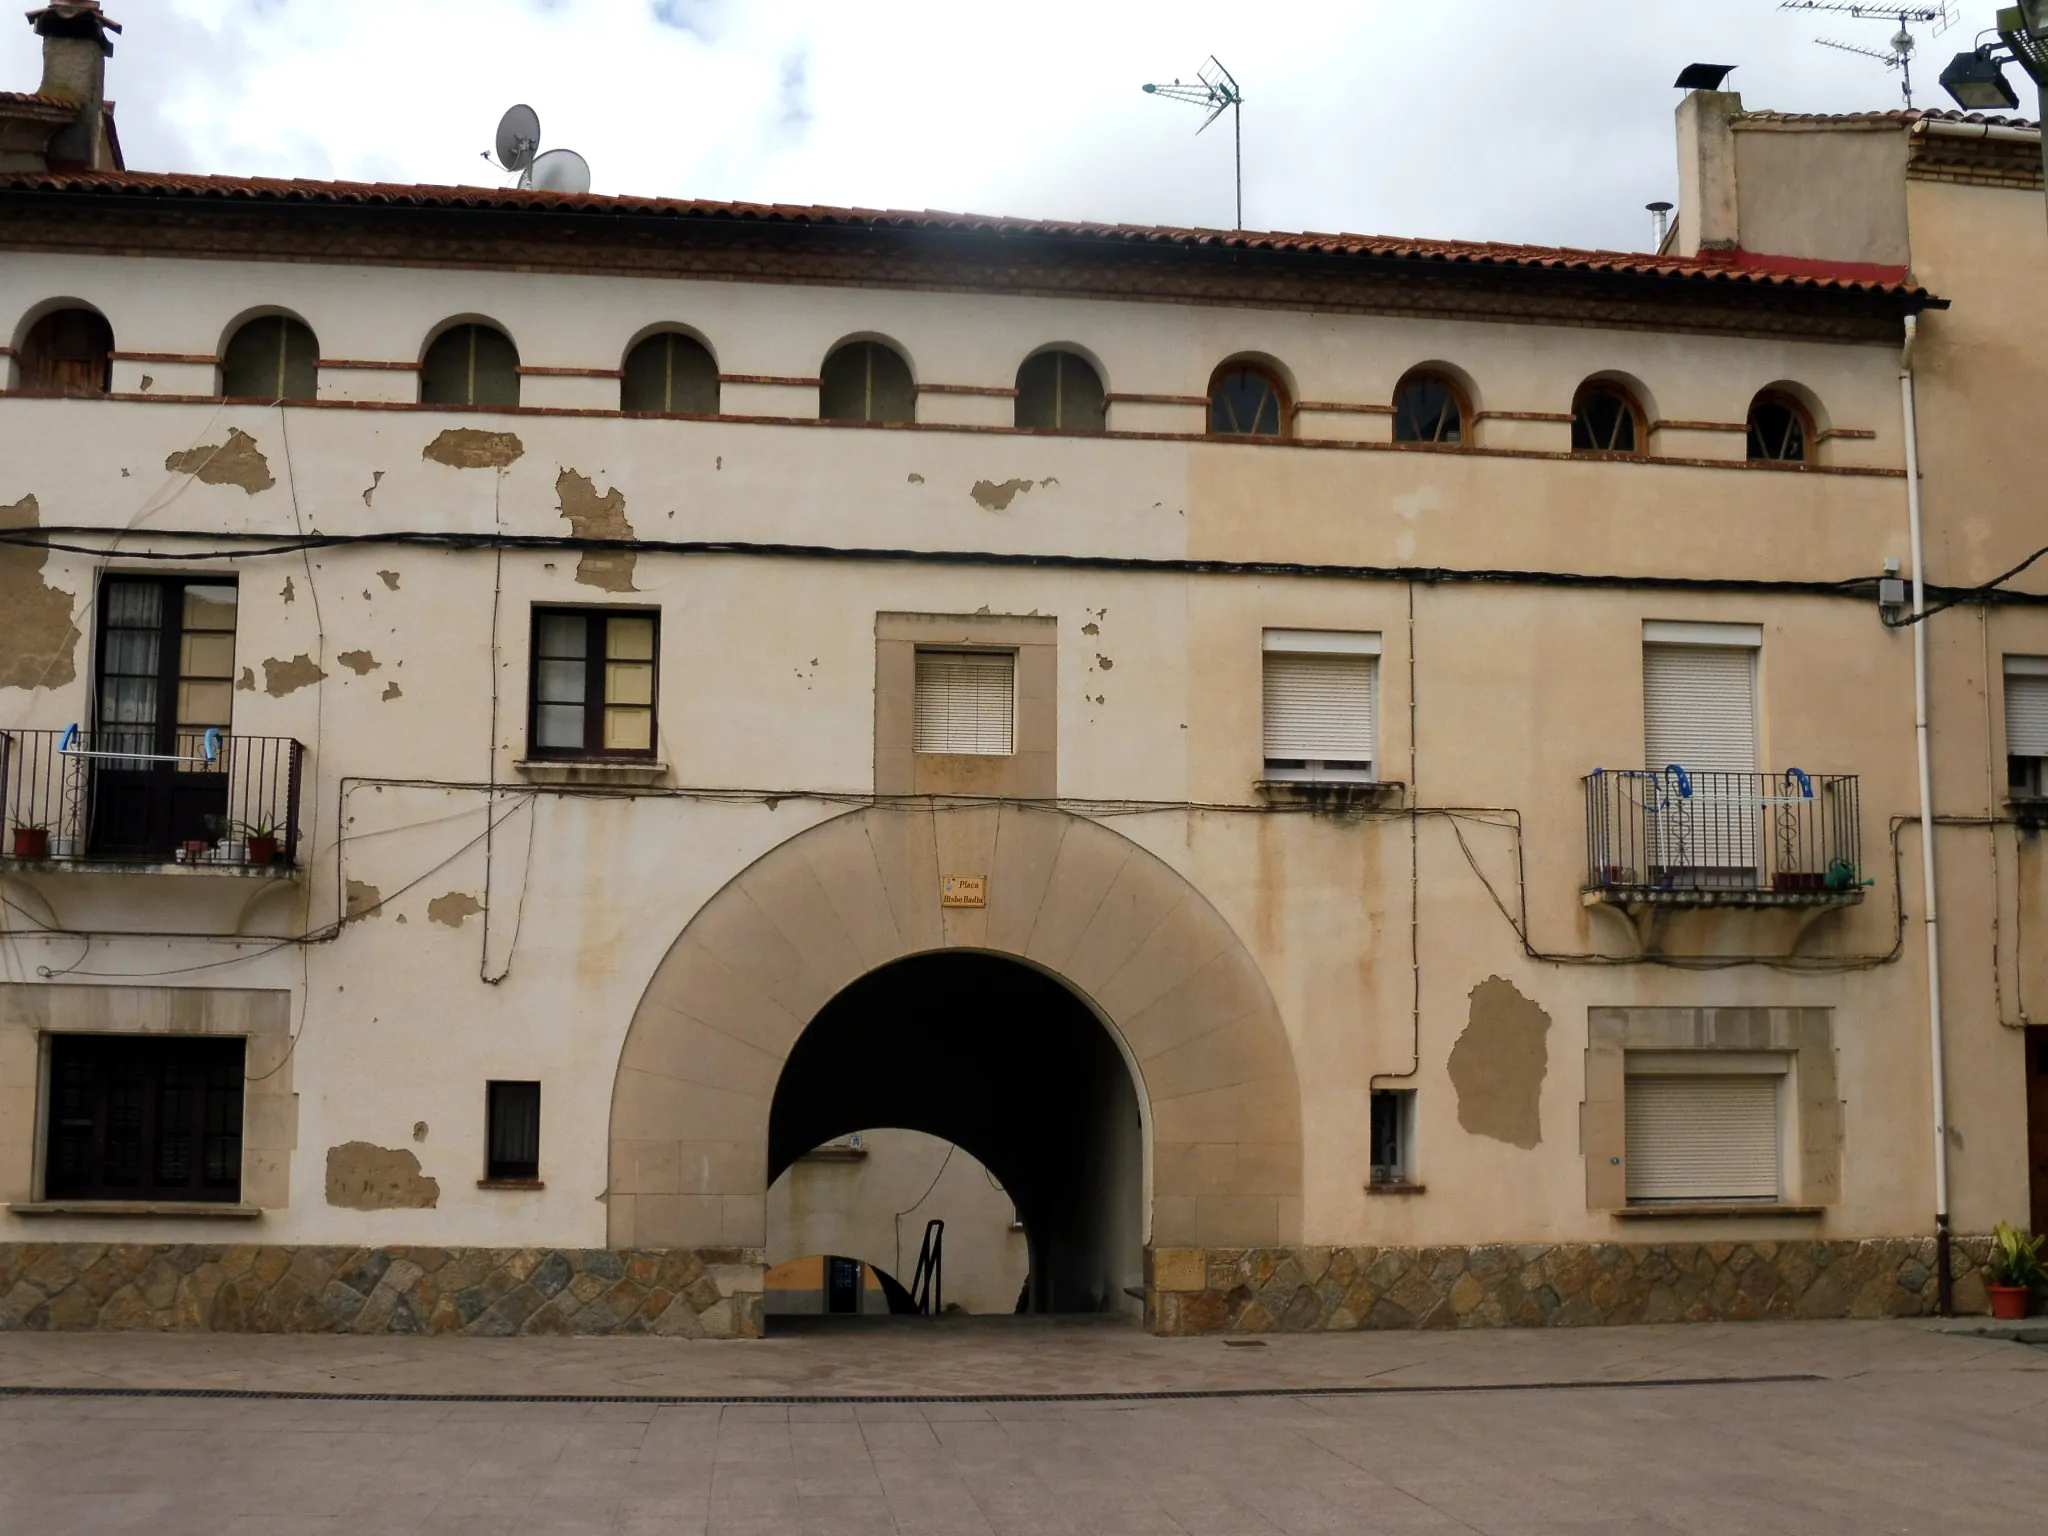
[606,803,1303,1266]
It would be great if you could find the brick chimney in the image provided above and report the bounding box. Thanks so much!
[27,2,122,170]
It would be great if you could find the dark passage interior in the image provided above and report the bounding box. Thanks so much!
[769,952,1145,1316]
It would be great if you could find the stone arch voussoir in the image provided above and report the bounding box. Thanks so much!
[607,803,1303,1252]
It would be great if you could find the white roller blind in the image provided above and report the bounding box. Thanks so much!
[1643,644,1756,772]
[1625,1075,1780,1202]
[913,650,1014,755]
[2004,669,2048,757]
[1263,653,1375,763]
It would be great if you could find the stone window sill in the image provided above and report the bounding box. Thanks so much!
[8,1200,263,1219]
[476,1178,546,1190]
[513,759,670,788]
[1611,1203,1824,1220]
[1365,1181,1427,1196]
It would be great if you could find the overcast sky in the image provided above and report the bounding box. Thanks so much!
[0,1,2022,252]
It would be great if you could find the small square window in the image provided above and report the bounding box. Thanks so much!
[485,1080,541,1182]
[2004,658,2048,798]
[529,609,657,759]
[1368,1089,1414,1187]
[913,649,1015,756]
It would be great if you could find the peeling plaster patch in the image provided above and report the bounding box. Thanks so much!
[427,891,484,928]
[236,667,255,691]
[0,494,80,690]
[969,477,1036,512]
[336,650,379,676]
[422,428,523,469]
[556,468,637,592]
[381,681,403,701]
[262,654,326,696]
[1095,655,1114,670]
[412,1121,428,1142]
[1081,622,1099,636]
[377,570,400,590]
[139,374,153,392]
[280,577,294,604]
[362,471,385,507]
[343,880,382,921]
[324,1142,439,1210]
[907,472,925,484]
[1447,976,1551,1149]
[164,429,275,495]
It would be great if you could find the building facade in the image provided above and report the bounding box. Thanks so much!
[1,8,2044,1336]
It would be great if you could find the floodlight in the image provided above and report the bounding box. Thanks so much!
[1939,48,2020,109]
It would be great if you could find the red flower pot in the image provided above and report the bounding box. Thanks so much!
[1989,1283,2032,1320]
[245,834,280,866]
[10,827,48,860]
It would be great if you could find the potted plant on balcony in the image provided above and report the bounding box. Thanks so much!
[9,823,49,860]
[1987,1221,2045,1320]
[239,819,282,867]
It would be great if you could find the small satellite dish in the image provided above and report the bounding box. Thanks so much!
[528,148,591,195]
[495,104,540,174]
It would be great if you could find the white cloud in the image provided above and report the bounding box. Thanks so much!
[0,0,2011,250]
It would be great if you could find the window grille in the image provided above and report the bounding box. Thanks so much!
[44,1035,245,1202]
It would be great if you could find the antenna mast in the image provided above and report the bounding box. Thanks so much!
[1142,56,1245,230]
[1780,2,1956,107]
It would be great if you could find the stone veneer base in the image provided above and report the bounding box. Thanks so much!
[0,1245,765,1337]
[1146,1238,1996,1334]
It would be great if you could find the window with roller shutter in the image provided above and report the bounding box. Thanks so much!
[914,649,1015,756]
[1642,629,1760,883]
[1625,1068,1785,1204]
[1261,630,1379,783]
[2005,657,2048,798]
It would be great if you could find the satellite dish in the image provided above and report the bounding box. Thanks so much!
[495,104,540,174]
[527,148,591,195]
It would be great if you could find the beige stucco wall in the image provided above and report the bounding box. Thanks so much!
[766,1130,1028,1314]
[0,221,2023,1269]
[1734,121,1912,268]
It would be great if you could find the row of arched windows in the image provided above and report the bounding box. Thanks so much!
[9,304,1821,462]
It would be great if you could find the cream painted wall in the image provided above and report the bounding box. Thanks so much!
[0,222,2019,1261]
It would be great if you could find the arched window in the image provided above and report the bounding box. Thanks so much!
[819,340,914,423]
[421,323,520,408]
[1392,372,1465,445]
[1209,365,1288,437]
[1014,349,1105,432]
[1571,383,1643,455]
[622,331,718,414]
[18,307,111,396]
[1746,389,1811,462]
[220,315,318,401]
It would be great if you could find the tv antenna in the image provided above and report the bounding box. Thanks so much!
[481,104,592,194]
[1779,3,1957,107]
[1143,56,1244,230]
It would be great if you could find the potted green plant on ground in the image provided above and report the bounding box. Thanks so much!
[9,824,49,860]
[1987,1221,2045,1320]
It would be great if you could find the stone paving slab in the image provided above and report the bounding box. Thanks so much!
[2,1320,2043,1535]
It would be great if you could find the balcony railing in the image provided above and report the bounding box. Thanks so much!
[1584,768,1862,903]
[0,728,303,870]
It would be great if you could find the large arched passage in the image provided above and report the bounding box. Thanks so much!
[607,804,1304,1323]
[771,953,1144,1314]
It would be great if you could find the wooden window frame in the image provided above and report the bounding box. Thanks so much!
[17,307,112,398]
[1207,363,1292,439]
[1570,383,1646,457]
[43,1033,246,1203]
[1745,389,1814,463]
[820,340,915,424]
[420,322,521,409]
[1014,349,1107,432]
[527,607,660,762]
[220,314,320,403]
[621,330,720,415]
[1391,370,1469,446]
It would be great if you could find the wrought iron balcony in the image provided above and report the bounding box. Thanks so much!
[1583,768,1864,908]
[0,727,303,872]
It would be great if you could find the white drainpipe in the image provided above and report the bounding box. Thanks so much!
[1900,312,1952,1313]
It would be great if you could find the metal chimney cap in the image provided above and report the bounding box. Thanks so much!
[1674,63,1737,90]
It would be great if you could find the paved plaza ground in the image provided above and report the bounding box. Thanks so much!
[0,1316,2042,1534]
